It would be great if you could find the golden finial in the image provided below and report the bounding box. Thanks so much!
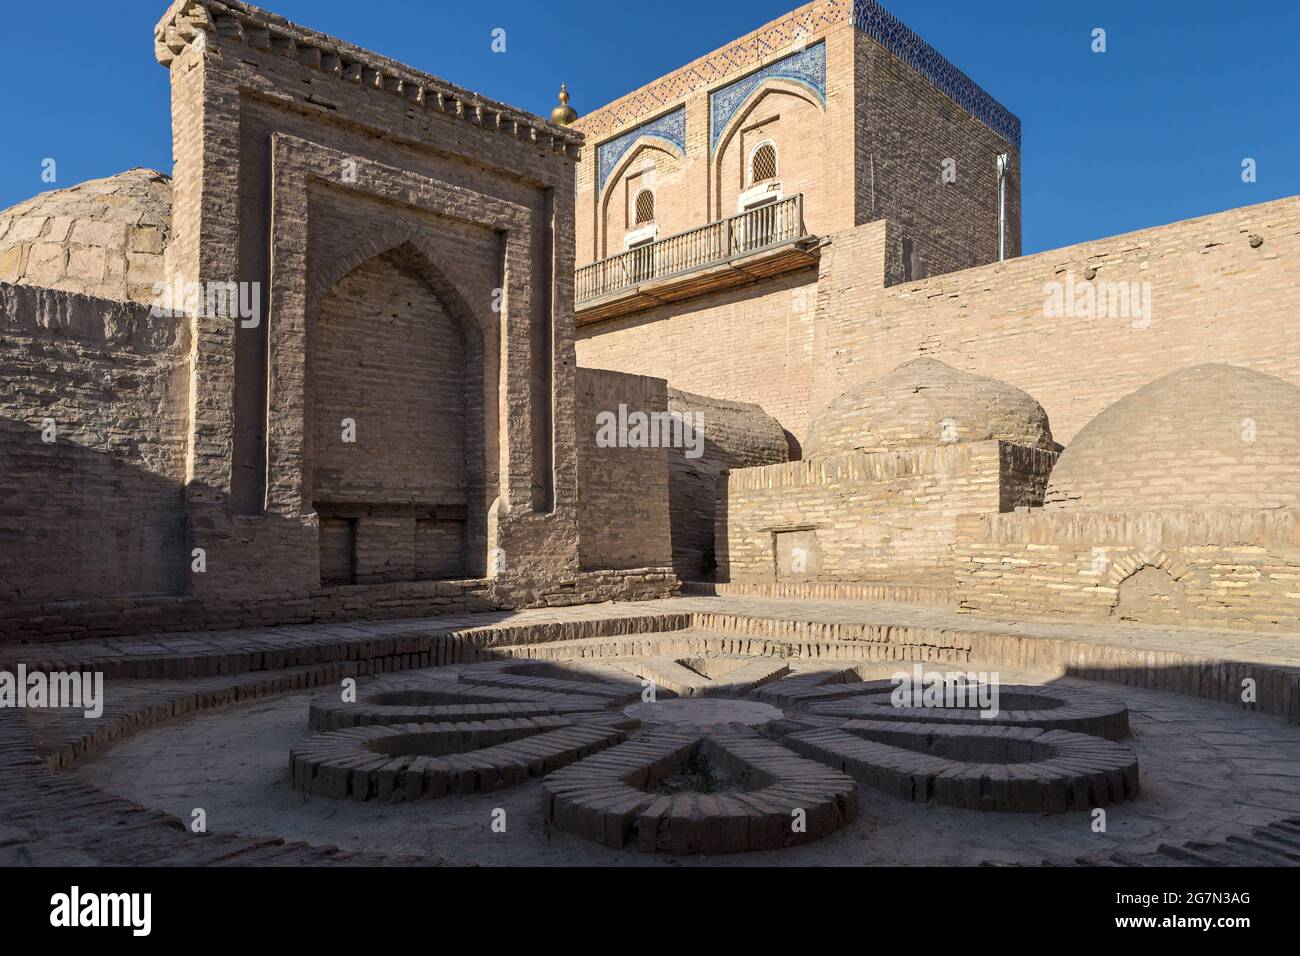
[551,84,577,125]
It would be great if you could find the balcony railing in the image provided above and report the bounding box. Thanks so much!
[576,194,807,304]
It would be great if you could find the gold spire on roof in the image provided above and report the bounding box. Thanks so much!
[550,84,577,125]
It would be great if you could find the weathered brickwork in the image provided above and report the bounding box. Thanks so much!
[952,363,1300,633]
[852,30,1020,277]
[956,511,1300,632]
[576,268,819,439]
[575,367,673,572]
[582,195,1299,451]
[0,0,685,640]
[158,0,587,622]
[0,169,172,305]
[3,0,1299,651]
[0,283,190,604]
[1043,365,1300,513]
[813,198,1300,446]
[718,441,1055,590]
[666,388,791,580]
[573,371,788,581]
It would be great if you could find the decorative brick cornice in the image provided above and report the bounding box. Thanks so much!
[578,0,1019,150]
[153,0,583,154]
[578,0,848,143]
[853,0,1020,148]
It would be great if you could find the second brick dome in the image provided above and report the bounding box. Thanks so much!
[804,357,1056,458]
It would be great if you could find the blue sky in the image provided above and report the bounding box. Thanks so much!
[2,0,1296,253]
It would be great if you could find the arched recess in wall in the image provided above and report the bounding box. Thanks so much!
[307,239,492,583]
[711,80,824,223]
[598,140,681,258]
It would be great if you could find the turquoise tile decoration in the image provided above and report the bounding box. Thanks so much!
[709,42,827,154]
[596,107,687,193]
[854,0,1020,148]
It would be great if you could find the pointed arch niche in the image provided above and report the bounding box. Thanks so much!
[710,79,825,224]
[598,140,684,259]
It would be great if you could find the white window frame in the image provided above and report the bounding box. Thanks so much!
[623,222,658,249]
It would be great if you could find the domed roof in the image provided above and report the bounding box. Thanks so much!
[0,168,171,305]
[1045,364,1300,512]
[804,357,1055,458]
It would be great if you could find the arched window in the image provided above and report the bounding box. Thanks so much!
[750,142,777,184]
[634,189,655,225]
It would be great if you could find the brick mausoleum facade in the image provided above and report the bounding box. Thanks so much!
[1,0,1298,641]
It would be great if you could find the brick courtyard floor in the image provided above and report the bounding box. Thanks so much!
[3,595,1299,866]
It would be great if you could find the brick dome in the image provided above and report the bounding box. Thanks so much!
[804,357,1055,458]
[0,168,171,305]
[1045,364,1300,512]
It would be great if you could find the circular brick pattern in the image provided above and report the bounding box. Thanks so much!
[612,654,790,698]
[457,659,645,704]
[291,652,1139,847]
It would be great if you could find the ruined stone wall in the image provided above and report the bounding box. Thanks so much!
[575,367,673,572]
[575,268,818,440]
[813,197,1300,445]
[717,440,1055,590]
[955,510,1300,632]
[0,283,190,605]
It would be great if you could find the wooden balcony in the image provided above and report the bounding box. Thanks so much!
[574,194,819,326]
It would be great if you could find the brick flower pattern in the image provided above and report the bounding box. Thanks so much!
[289,653,1138,853]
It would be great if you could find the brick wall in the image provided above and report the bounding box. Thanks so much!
[585,196,1300,456]
[0,283,189,603]
[575,367,673,571]
[311,249,468,508]
[666,387,791,579]
[575,0,1019,276]
[576,268,818,439]
[814,197,1300,445]
[854,32,1021,277]
[717,440,1055,589]
[956,510,1300,632]
[150,0,586,623]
